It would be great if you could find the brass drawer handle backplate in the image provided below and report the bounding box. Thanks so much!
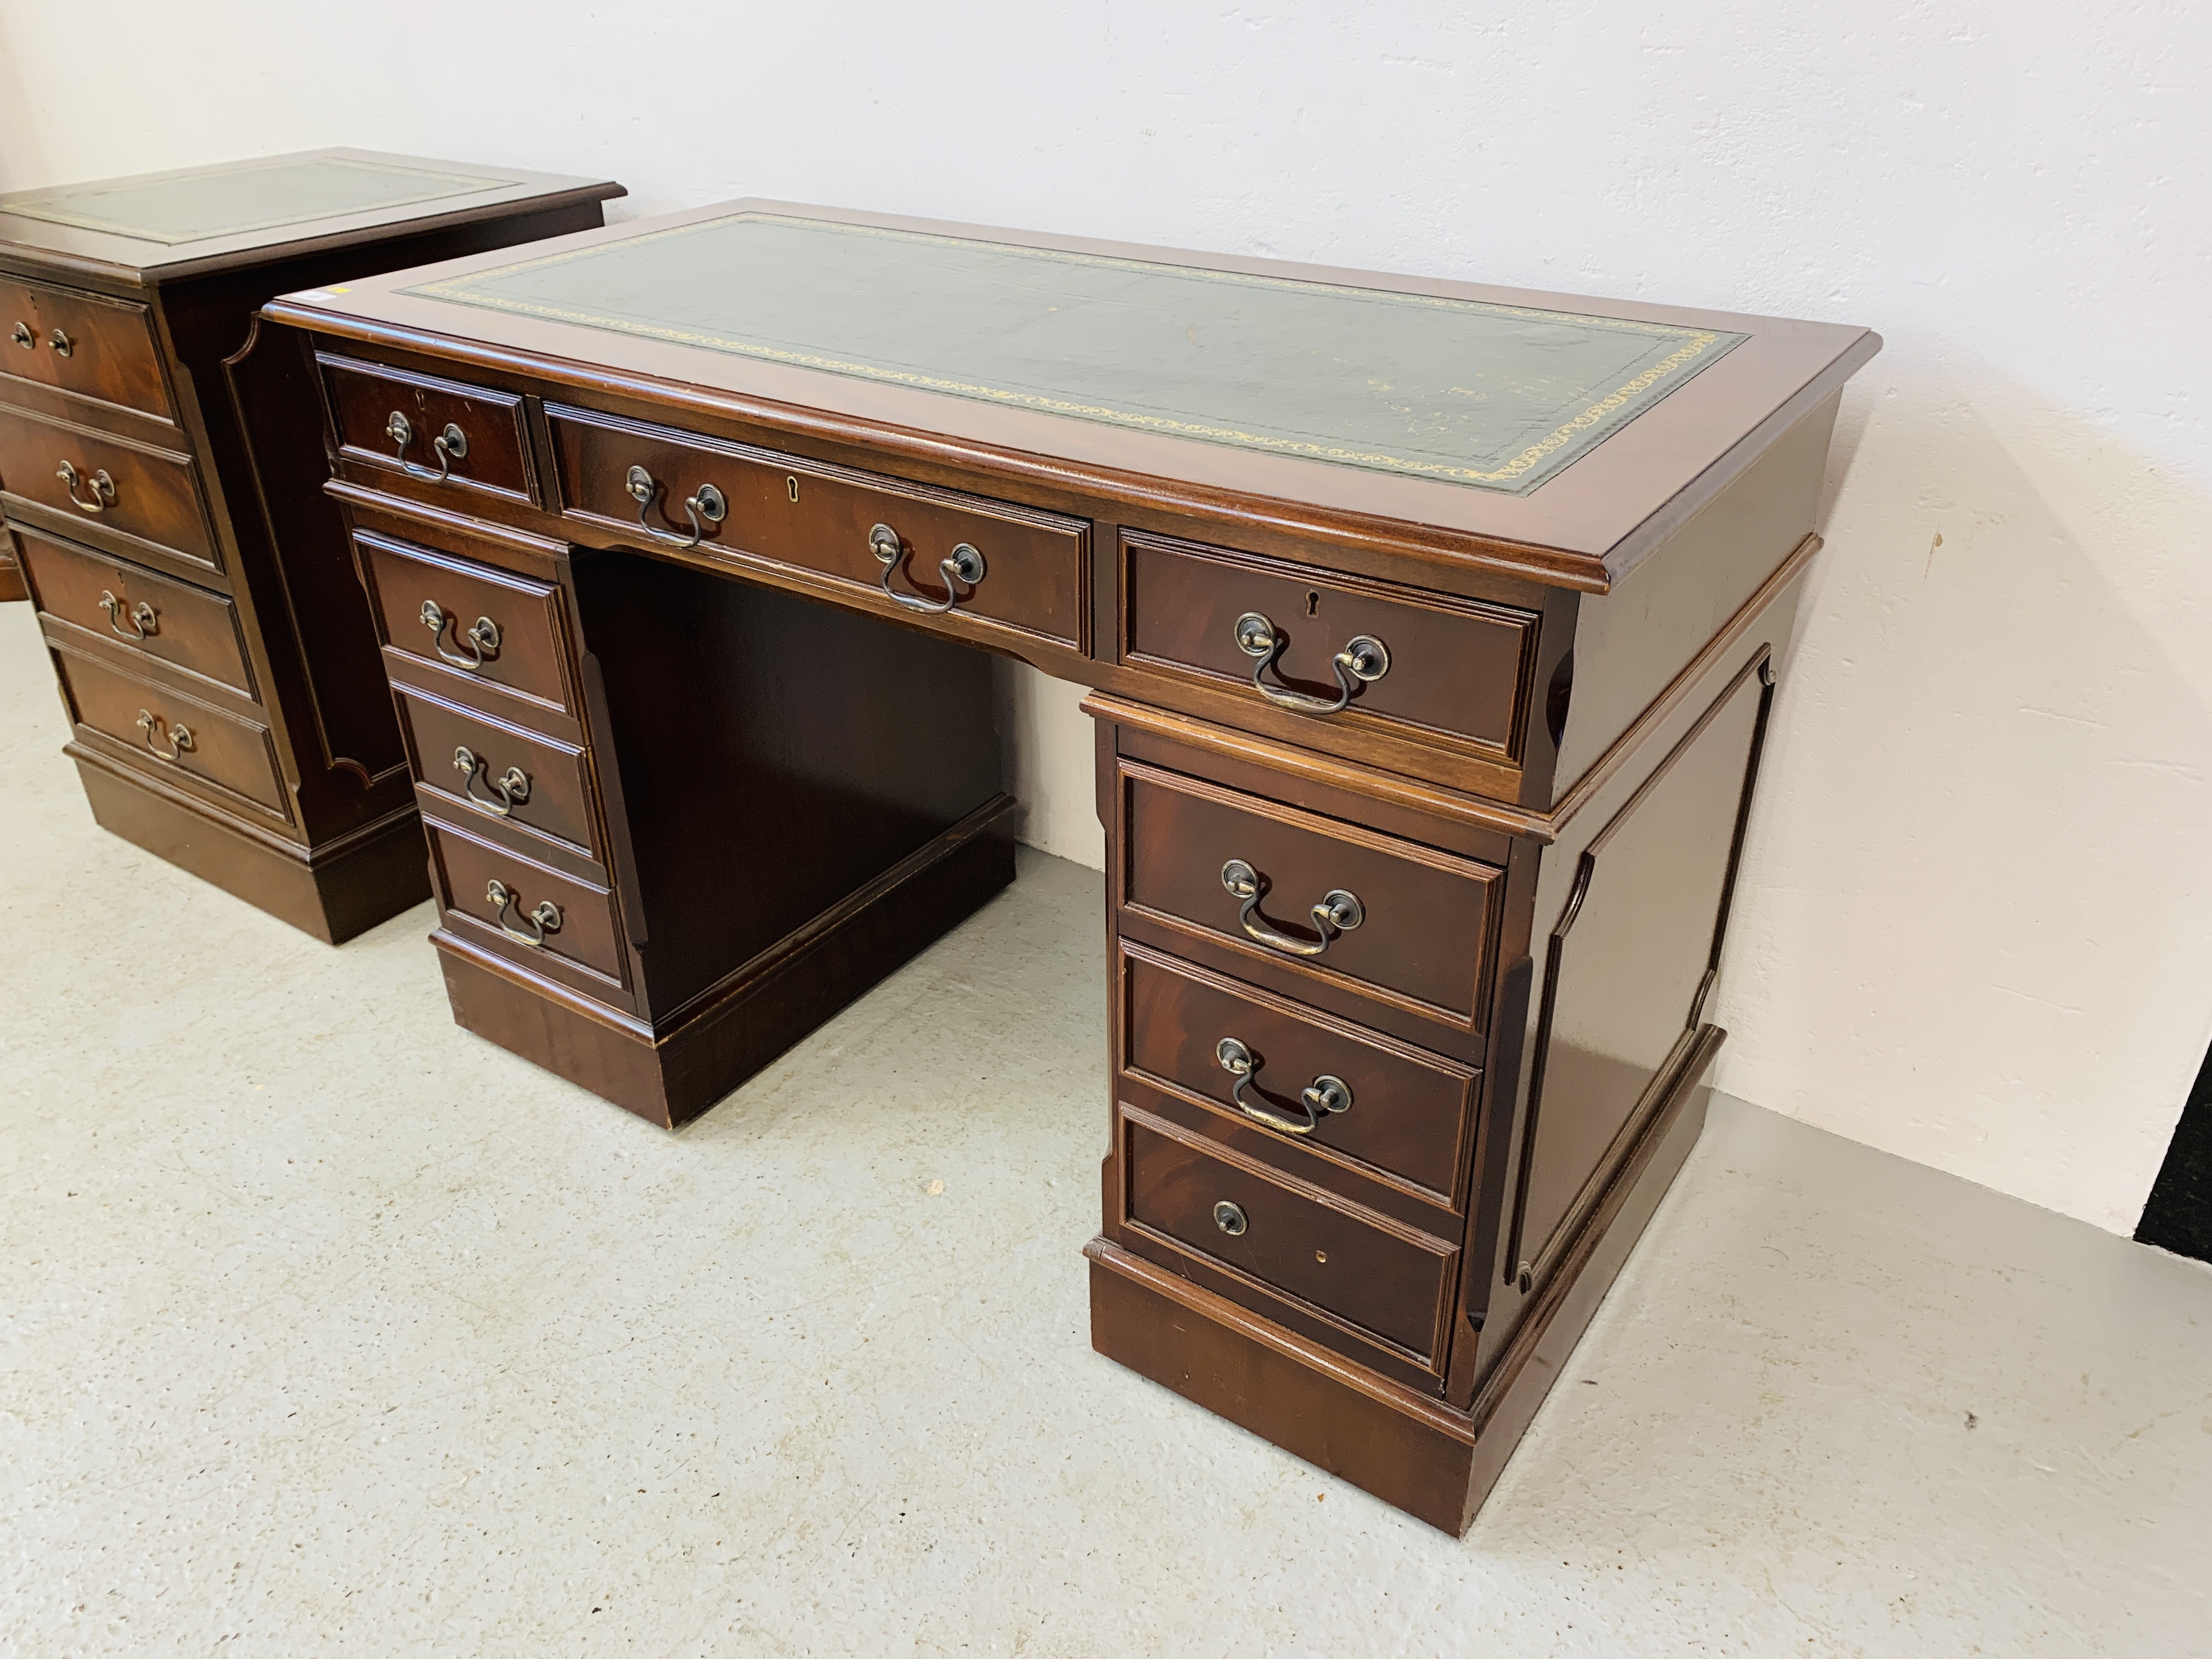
[1233,611,1388,715]
[1213,1037,1353,1136]
[134,709,192,762]
[453,745,531,817]
[47,327,72,358]
[870,522,985,614]
[484,878,561,948]
[57,460,115,514]
[99,590,156,641]
[625,464,726,550]
[1219,859,1363,958]
[1212,1199,1249,1237]
[386,410,468,484]
[418,601,500,672]
[10,321,31,349]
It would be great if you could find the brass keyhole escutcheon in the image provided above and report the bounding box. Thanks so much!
[1306,589,1321,617]
[1315,1250,1328,1263]
[787,475,800,502]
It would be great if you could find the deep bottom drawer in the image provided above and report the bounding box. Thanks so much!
[54,645,284,815]
[1122,1110,1456,1364]
[425,817,627,995]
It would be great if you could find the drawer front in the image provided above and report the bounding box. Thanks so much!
[15,525,251,697]
[1121,944,1475,1203]
[1124,1114,1454,1363]
[55,647,285,814]
[0,276,171,418]
[0,406,213,567]
[396,686,599,860]
[1120,763,1500,1030]
[356,529,575,716]
[1122,530,1539,761]
[426,819,626,987]
[320,354,536,505]
[546,404,1089,650]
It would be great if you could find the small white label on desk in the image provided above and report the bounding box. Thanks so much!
[288,287,351,302]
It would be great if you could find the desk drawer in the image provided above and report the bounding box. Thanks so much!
[55,646,284,814]
[1119,762,1501,1031]
[1122,529,1538,761]
[0,275,171,418]
[426,819,627,992]
[1121,943,1475,1204]
[546,403,1088,650]
[320,353,536,506]
[1124,1113,1455,1364]
[16,525,252,697]
[396,685,599,861]
[356,528,575,718]
[0,405,213,568]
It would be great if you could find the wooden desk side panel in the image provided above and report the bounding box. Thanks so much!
[1462,575,1802,1387]
[1548,391,1835,805]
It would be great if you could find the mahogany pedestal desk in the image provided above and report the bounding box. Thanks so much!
[0,150,622,939]
[266,206,1877,1532]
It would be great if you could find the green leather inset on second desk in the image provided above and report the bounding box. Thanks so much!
[2,157,516,246]
[405,214,1746,495]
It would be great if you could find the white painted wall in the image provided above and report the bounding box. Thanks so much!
[3,3,2205,1234]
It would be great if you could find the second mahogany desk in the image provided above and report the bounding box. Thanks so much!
[264,205,1877,1533]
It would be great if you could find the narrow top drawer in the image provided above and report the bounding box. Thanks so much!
[0,275,171,419]
[1122,529,1539,764]
[320,353,537,506]
[546,404,1090,651]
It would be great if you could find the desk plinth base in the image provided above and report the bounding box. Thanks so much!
[437,799,1019,1130]
[73,747,430,945]
[1089,1032,1716,1534]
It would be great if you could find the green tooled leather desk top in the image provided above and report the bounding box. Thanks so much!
[3,156,517,246]
[407,213,1745,495]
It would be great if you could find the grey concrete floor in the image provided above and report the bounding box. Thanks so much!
[2,600,2209,1658]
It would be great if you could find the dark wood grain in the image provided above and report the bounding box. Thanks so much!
[1120,941,1476,1203]
[70,751,429,945]
[425,814,628,990]
[567,541,1008,1018]
[394,684,600,862]
[0,405,215,567]
[322,353,537,505]
[434,795,1017,1128]
[0,152,619,941]
[1122,527,1539,763]
[0,273,171,416]
[1120,761,1501,1032]
[261,195,1876,586]
[16,521,252,695]
[0,147,623,285]
[1121,1107,1457,1364]
[546,402,1090,651]
[51,642,285,814]
[355,528,576,715]
[267,193,1870,1531]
